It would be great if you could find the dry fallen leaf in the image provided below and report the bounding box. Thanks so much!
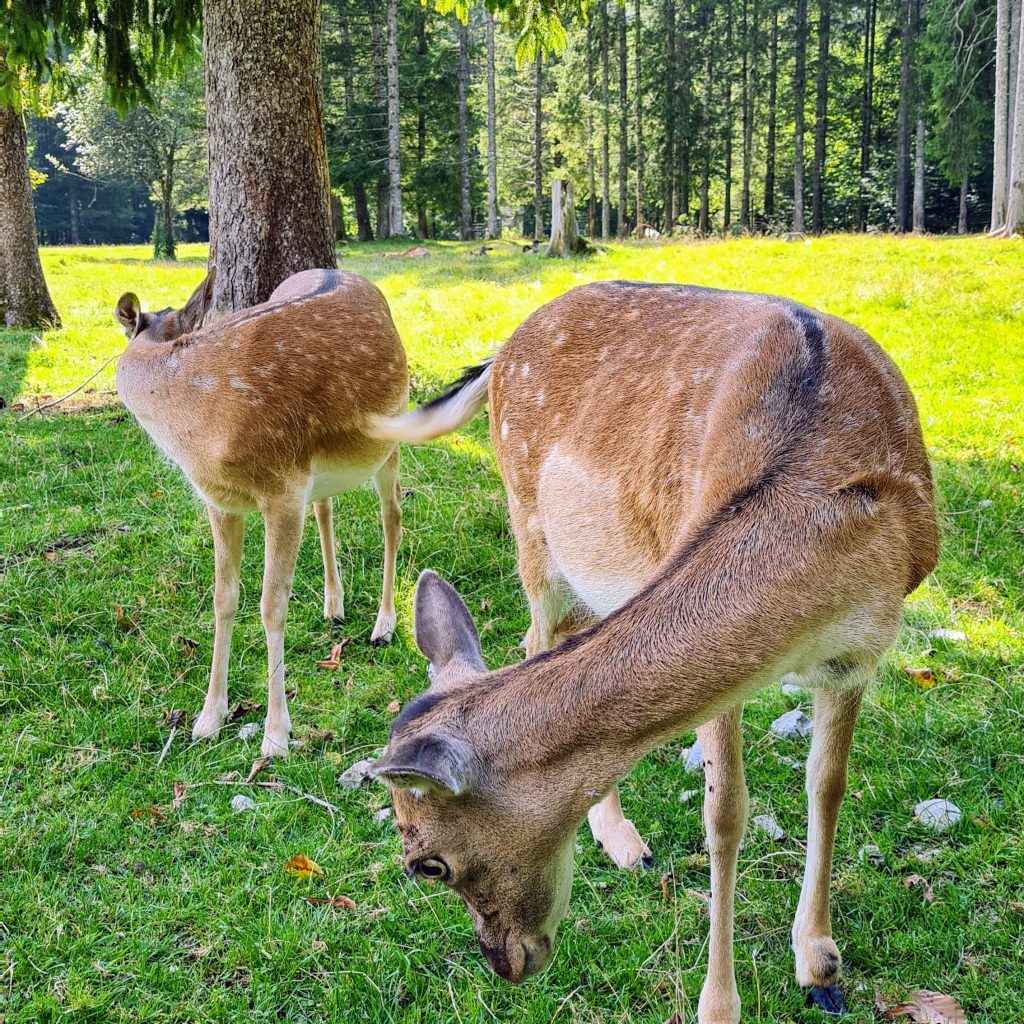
[116,605,140,634]
[659,872,673,903]
[285,855,325,880]
[884,990,966,1023]
[44,550,58,561]
[315,638,351,670]
[302,895,356,911]
[130,807,167,822]
[172,781,187,812]
[176,635,199,656]
[386,699,401,714]
[903,874,935,903]
[229,700,263,722]
[904,667,937,689]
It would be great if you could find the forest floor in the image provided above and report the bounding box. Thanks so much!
[0,236,1022,1023]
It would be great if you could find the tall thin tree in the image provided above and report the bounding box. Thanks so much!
[858,0,877,230]
[587,19,597,235]
[991,0,1011,229]
[723,0,733,228]
[485,12,499,239]
[664,0,677,230]
[534,49,544,240]
[635,0,645,234]
[793,0,807,233]
[601,0,612,237]
[764,3,779,220]
[811,0,830,233]
[895,0,914,230]
[618,6,630,235]
[457,18,472,240]
[385,0,404,235]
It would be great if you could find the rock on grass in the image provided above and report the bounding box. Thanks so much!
[914,798,962,831]
[770,709,813,739]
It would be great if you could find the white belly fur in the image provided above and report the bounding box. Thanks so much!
[537,446,651,617]
[307,457,382,503]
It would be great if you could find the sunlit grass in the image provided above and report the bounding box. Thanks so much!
[0,236,1021,1023]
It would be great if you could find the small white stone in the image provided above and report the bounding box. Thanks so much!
[373,807,392,823]
[753,814,785,840]
[238,722,259,741]
[914,798,962,831]
[929,628,966,643]
[678,789,701,804]
[858,844,885,867]
[781,683,804,698]
[914,846,943,864]
[978,499,993,508]
[681,738,704,773]
[230,794,255,813]
[770,709,814,739]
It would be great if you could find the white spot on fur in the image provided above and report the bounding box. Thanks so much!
[554,333,567,346]
[521,362,530,377]
[598,347,608,362]
[691,367,715,384]
[536,390,545,406]
[501,420,509,438]
[229,377,252,391]
[191,376,215,391]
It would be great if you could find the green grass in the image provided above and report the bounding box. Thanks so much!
[1,236,1022,1023]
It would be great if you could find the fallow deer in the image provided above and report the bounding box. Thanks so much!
[114,268,407,757]
[367,282,939,1020]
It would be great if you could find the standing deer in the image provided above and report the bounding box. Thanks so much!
[367,282,939,1020]
[114,268,407,757]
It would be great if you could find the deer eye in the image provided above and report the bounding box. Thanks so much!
[416,857,450,882]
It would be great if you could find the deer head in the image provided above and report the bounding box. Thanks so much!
[375,571,578,983]
[114,269,216,344]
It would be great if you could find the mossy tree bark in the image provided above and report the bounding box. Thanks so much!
[204,0,336,313]
[0,88,60,329]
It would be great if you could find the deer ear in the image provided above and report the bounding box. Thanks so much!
[180,268,216,333]
[413,570,485,674]
[373,733,476,797]
[114,293,142,338]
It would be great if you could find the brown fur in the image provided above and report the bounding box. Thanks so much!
[374,282,939,1017]
[115,268,409,757]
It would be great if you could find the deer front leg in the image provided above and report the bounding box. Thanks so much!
[192,507,245,742]
[259,495,305,758]
[314,498,345,623]
[587,786,655,870]
[370,447,401,646]
[792,683,865,1015]
[697,705,748,1024]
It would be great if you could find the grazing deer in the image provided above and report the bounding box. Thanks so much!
[114,268,407,758]
[368,282,939,1020]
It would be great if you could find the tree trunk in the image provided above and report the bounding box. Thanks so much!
[895,0,913,231]
[371,0,390,239]
[664,0,676,230]
[586,19,597,236]
[858,0,876,231]
[385,0,404,235]
[204,0,335,312]
[792,0,807,234]
[958,175,969,234]
[69,173,81,246]
[723,0,733,229]
[618,6,629,236]
[764,6,778,220]
[811,0,829,234]
[912,115,925,232]
[0,94,60,328]
[547,178,580,256]
[485,13,499,239]
[634,0,645,235]
[740,0,756,230]
[601,0,611,238]
[534,50,544,241]
[353,184,373,242]
[156,149,177,260]
[1002,5,1024,234]
[699,6,713,234]
[679,0,691,222]
[415,6,429,240]
[457,18,472,240]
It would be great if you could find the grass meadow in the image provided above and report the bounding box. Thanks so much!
[1,236,1022,1023]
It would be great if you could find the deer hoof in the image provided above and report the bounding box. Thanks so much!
[806,984,846,1016]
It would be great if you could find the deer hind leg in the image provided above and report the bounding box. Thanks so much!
[193,507,245,742]
[370,446,401,646]
[258,493,306,758]
[792,677,868,1015]
[314,498,345,623]
[697,704,748,1024]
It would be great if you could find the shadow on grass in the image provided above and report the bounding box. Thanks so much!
[0,328,33,409]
